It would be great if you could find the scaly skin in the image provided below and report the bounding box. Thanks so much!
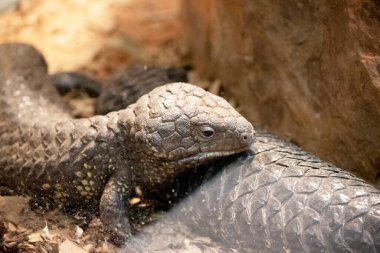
[0,43,254,243]
[123,133,380,253]
[96,65,188,115]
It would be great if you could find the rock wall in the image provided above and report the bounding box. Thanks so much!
[182,0,380,183]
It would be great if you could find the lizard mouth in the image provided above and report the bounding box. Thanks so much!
[172,146,250,165]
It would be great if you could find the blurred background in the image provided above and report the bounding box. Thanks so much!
[0,0,187,77]
[1,0,380,252]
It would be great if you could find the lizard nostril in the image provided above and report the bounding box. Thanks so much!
[241,133,252,144]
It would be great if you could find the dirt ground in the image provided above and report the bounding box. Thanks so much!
[0,0,199,252]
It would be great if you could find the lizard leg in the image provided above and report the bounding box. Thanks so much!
[99,169,132,245]
[50,72,101,97]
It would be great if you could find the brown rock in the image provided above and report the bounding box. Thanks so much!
[182,0,380,183]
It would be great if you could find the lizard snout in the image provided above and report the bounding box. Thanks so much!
[241,132,254,145]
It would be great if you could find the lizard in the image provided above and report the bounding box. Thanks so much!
[0,43,254,243]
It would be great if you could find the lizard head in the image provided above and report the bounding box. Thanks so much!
[120,83,254,182]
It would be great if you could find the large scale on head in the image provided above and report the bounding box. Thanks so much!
[119,82,254,173]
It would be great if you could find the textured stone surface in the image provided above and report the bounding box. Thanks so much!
[182,0,380,183]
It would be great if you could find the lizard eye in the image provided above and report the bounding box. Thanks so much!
[199,125,215,139]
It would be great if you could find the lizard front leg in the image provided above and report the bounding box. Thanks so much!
[99,168,133,245]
